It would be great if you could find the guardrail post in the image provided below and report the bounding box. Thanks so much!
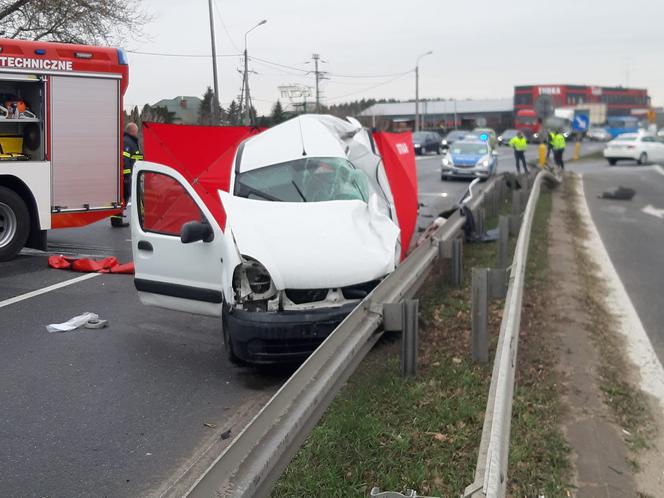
[476,207,486,238]
[401,300,419,377]
[497,215,509,269]
[439,238,463,288]
[510,191,522,235]
[471,268,489,363]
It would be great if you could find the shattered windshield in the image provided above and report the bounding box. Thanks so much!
[235,157,370,203]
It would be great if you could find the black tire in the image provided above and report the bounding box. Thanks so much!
[637,152,647,165]
[437,146,442,155]
[421,146,427,154]
[0,186,30,262]
[441,173,447,181]
[608,159,617,166]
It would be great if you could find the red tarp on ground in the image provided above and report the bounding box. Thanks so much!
[48,255,134,274]
[372,131,418,258]
[142,122,263,231]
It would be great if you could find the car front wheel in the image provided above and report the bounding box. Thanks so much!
[608,159,617,166]
[637,152,648,165]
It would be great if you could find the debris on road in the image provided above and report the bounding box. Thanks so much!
[46,312,106,333]
[598,186,635,200]
[220,429,232,440]
[203,422,217,429]
[48,255,134,274]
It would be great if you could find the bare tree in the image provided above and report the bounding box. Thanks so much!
[0,0,149,45]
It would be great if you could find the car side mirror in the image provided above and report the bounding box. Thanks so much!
[180,221,214,243]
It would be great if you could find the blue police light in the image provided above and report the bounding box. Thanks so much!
[117,48,128,65]
[34,49,46,55]
[479,133,488,141]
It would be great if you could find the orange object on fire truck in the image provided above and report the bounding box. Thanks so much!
[0,38,129,261]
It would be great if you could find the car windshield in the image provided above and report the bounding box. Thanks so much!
[412,132,428,141]
[235,157,370,203]
[613,135,637,142]
[446,131,465,140]
[451,143,488,155]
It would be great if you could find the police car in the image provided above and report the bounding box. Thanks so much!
[441,138,498,180]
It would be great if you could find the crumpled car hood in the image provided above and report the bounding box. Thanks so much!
[219,191,400,290]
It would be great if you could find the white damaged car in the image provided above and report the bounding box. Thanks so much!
[131,115,418,363]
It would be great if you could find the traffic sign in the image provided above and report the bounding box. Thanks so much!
[572,113,590,132]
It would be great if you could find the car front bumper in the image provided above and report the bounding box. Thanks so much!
[442,166,492,178]
[224,302,358,363]
[603,148,639,160]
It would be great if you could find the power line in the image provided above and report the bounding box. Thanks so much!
[328,70,413,79]
[326,72,412,102]
[211,0,242,52]
[126,50,241,58]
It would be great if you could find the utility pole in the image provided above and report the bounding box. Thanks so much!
[207,0,220,123]
[242,20,267,126]
[308,53,327,113]
[415,64,419,132]
[243,49,251,125]
[414,51,432,132]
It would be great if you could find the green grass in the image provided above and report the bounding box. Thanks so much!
[272,182,572,497]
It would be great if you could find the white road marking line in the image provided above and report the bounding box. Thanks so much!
[642,204,664,220]
[654,165,664,177]
[579,175,664,413]
[0,273,101,309]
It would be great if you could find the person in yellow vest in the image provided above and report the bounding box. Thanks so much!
[552,129,567,170]
[508,130,528,174]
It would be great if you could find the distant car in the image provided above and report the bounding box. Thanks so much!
[586,127,612,142]
[603,133,664,165]
[412,131,442,155]
[472,127,497,148]
[657,128,664,139]
[441,130,467,150]
[441,139,498,180]
[497,129,519,147]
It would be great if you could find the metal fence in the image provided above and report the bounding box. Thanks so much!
[184,169,557,498]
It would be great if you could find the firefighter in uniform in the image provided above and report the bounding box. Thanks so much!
[552,129,566,170]
[508,130,528,174]
[111,122,142,227]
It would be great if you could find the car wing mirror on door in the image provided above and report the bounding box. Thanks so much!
[180,221,214,243]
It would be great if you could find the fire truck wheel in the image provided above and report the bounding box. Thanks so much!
[0,186,30,262]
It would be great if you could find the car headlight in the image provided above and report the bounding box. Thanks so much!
[414,143,421,148]
[477,159,489,168]
[442,157,452,166]
[533,133,539,139]
[442,139,448,145]
[232,257,276,300]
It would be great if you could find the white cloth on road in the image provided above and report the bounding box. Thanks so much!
[46,312,99,333]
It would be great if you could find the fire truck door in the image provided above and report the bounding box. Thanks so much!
[50,75,120,211]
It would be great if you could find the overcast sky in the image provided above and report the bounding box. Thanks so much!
[124,0,664,115]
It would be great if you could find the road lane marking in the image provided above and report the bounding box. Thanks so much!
[642,204,664,220]
[579,175,664,413]
[0,273,101,309]
[654,165,664,177]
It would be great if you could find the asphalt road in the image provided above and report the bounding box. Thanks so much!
[0,223,282,498]
[0,140,603,497]
[569,159,664,364]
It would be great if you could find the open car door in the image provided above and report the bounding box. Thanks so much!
[131,162,237,317]
[130,123,262,316]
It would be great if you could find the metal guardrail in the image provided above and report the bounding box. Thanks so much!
[464,170,560,498]
[184,177,499,498]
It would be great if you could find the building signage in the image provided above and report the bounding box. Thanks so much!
[538,86,561,96]
[0,56,73,71]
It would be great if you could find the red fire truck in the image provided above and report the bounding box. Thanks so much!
[0,38,128,260]
[514,84,650,140]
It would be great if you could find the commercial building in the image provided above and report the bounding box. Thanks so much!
[358,99,514,132]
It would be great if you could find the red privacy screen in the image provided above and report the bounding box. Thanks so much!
[373,131,418,257]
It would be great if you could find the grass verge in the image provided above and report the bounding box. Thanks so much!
[272,184,571,497]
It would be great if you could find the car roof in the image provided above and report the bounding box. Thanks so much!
[614,133,638,139]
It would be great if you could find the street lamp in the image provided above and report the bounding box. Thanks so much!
[415,50,433,132]
[242,19,267,125]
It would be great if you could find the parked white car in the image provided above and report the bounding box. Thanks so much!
[131,116,417,363]
[603,133,664,165]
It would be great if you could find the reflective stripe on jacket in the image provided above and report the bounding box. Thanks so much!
[509,136,528,151]
[122,132,142,176]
